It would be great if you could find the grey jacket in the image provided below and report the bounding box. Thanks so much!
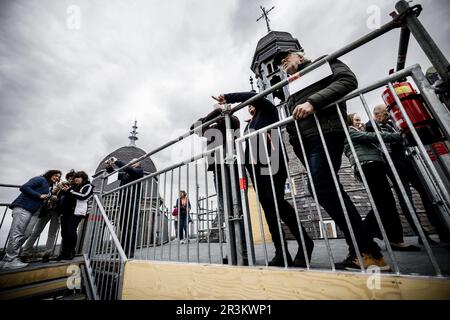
[344,127,402,167]
[286,58,358,138]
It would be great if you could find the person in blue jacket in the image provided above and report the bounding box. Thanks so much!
[1,170,61,270]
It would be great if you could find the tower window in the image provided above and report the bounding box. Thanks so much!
[267,63,273,74]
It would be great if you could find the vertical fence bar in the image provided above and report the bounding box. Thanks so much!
[293,121,335,270]
[152,175,161,261]
[246,135,269,266]
[146,178,155,260]
[160,172,167,261]
[277,126,311,269]
[214,151,224,264]
[224,111,245,266]
[204,159,211,264]
[219,147,235,265]
[235,137,256,266]
[314,114,366,270]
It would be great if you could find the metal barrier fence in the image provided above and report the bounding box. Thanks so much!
[0,0,448,299]
[234,64,450,276]
[83,195,127,300]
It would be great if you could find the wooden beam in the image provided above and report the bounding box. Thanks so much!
[0,257,84,290]
[121,260,450,300]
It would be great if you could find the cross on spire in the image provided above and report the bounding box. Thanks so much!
[128,120,138,146]
[256,5,275,33]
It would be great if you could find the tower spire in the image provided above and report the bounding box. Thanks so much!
[256,5,275,33]
[128,120,138,146]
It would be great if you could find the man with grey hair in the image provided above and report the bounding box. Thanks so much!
[366,104,449,245]
[274,49,388,271]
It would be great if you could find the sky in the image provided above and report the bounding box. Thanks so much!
[1,0,449,189]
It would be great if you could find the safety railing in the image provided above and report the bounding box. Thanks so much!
[81,0,450,298]
[91,146,236,265]
[234,63,449,276]
[83,195,127,300]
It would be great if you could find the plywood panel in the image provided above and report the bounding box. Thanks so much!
[247,186,271,244]
[121,260,450,300]
[0,257,84,290]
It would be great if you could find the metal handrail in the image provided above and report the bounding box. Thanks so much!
[92,195,127,262]
[103,146,223,196]
[235,64,420,143]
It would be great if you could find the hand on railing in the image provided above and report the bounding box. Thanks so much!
[211,95,226,104]
[292,101,315,120]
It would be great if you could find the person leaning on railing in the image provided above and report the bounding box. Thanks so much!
[0,170,61,270]
[367,104,449,245]
[274,48,389,271]
[344,113,420,252]
[105,157,144,258]
[190,103,248,263]
[20,169,77,263]
[213,91,314,268]
[56,171,93,261]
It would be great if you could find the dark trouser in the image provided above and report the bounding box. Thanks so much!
[387,158,449,242]
[120,196,139,258]
[178,212,188,240]
[213,166,247,254]
[359,161,404,243]
[60,213,84,256]
[246,159,312,258]
[289,132,381,258]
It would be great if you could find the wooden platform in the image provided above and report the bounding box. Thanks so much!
[0,256,85,300]
[121,260,450,300]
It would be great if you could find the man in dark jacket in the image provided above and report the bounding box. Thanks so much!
[105,157,144,258]
[190,104,248,265]
[214,91,314,267]
[1,170,61,269]
[274,49,387,270]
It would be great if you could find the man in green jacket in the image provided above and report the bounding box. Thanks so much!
[274,49,388,270]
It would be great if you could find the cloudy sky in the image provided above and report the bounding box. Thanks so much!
[1,0,449,190]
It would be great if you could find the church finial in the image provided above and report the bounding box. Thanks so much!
[249,76,255,92]
[128,120,138,146]
[256,5,275,33]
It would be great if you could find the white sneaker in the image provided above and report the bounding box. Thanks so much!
[180,240,185,244]
[2,258,28,270]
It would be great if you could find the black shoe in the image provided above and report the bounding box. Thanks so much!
[335,254,359,270]
[56,253,74,262]
[41,254,50,263]
[390,242,421,252]
[418,237,438,246]
[268,253,293,267]
[293,240,314,268]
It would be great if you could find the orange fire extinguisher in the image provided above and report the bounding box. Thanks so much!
[382,81,443,145]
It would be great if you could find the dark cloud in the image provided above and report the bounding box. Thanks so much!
[0,0,448,188]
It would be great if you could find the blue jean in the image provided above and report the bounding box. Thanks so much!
[178,212,188,240]
[289,132,381,258]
